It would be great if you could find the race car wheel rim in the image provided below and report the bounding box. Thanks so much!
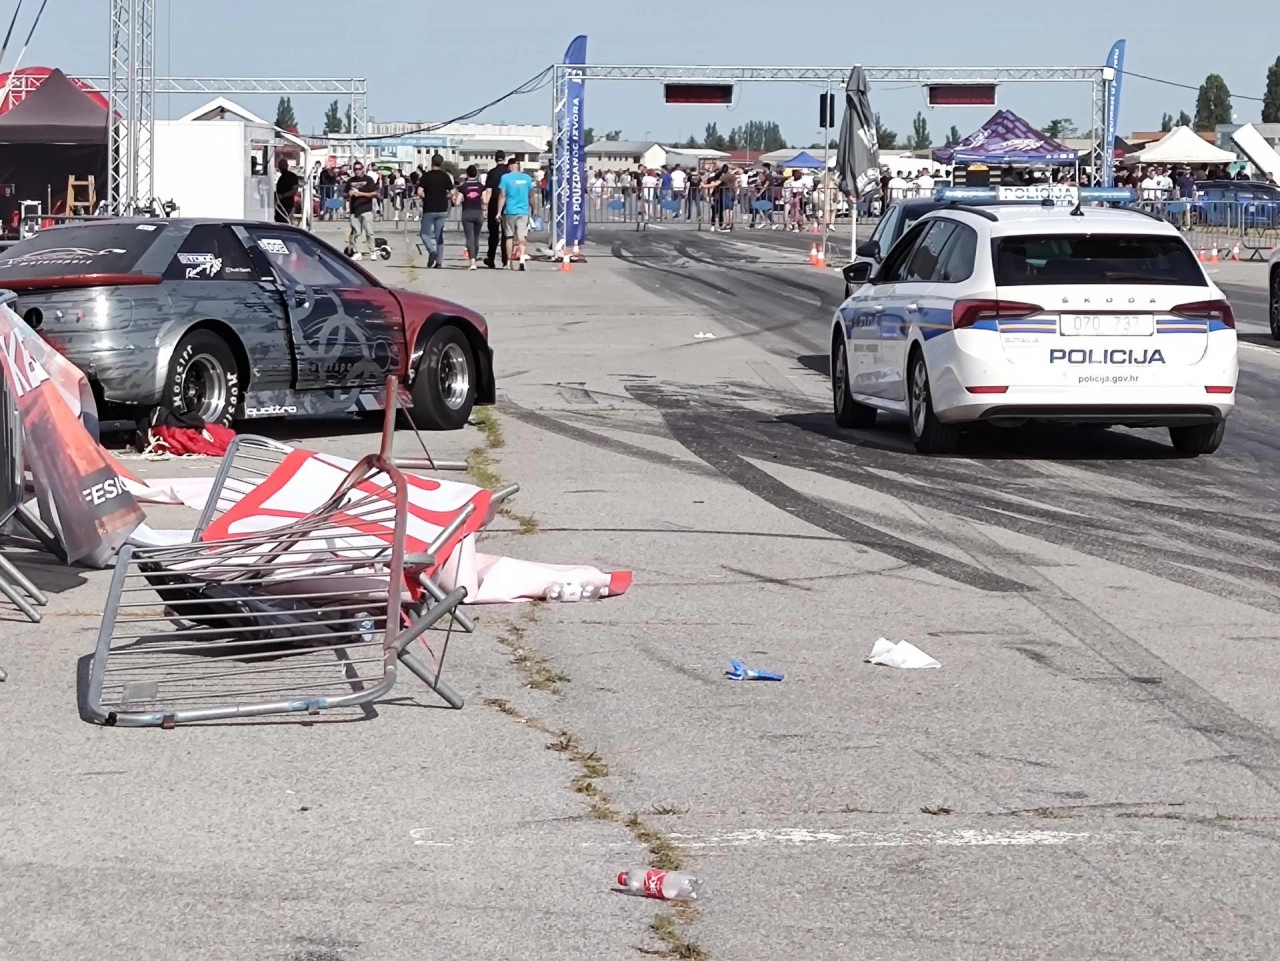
[1271,270,1280,335]
[180,354,228,423]
[910,358,928,438]
[439,342,471,410]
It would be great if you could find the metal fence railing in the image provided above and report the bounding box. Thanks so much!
[582,184,852,232]
[1131,198,1280,260]
[0,362,47,632]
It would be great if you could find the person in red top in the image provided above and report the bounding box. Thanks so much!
[454,165,487,270]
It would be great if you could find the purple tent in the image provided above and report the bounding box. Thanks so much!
[932,110,1078,165]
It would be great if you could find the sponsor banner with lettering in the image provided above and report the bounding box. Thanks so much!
[553,35,588,252]
[995,184,1080,207]
[0,301,143,565]
[1102,40,1126,189]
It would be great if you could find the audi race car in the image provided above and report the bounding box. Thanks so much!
[831,191,1238,456]
[0,219,494,430]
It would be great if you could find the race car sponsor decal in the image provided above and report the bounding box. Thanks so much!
[1049,348,1165,365]
[259,238,289,255]
[0,247,128,268]
[177,252,223,279]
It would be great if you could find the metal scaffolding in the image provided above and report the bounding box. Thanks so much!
[100,0,367,211]
[549,63,1112,250]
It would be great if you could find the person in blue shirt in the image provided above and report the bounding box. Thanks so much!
[497,158,535,270]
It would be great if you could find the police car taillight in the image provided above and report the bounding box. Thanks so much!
[952,299,1042,329]
[1172,299,1235,328]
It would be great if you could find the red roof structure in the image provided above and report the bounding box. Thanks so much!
[0,67,109,116]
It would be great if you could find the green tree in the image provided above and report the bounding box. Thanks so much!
[873,112,896,150]
[583,127,596,147]
[1043,118,1078,139]
[727,120,787,153]
[683,135,699,149]
[274,96,297,131]
[910,112,932,150]
[323,100,342,134]
[604,130,622,141]
[703,122,727,151]
[1194,73,1233,131]
[1160,112,1174,132]
[945,125,962,146]
[1264,56,1280,124]
[726,127,741,150]
[344,104,353,134]
[1178,110,1193,127]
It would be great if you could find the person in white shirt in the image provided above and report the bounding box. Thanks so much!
[914,169,935,196]
[1140,170,1161,201]
[604,170,617,189]
[670,165,688,212]
[1155,166,1174,197]
[887,171,908,200]
[640,169,659,221]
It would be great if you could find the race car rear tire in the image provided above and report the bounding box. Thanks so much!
[1168,421,1225,457]
[908,349,961,455]
[164,330,241,427]
[832,340,876,428]
[411,325,476,431]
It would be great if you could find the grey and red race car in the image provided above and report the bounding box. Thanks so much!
[0,218,494,430]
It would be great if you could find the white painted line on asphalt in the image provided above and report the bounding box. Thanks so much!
[665,828,1139,848]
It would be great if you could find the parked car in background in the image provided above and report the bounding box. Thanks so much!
[0,219,495,430]
[1190,180,1280,229]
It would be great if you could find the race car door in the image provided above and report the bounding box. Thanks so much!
[884,219,958,401]
[239,226,405,390]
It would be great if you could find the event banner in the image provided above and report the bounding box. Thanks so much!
[1102,39,1126,188]
[0,299,142,565]
[554,35,588,253]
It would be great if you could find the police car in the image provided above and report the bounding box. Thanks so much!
[831,189,1238,456]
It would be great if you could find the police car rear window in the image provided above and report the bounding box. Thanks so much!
[0,222,165,279]
[994,234,1205,286]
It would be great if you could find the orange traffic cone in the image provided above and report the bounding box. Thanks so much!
[559,254,573,272]
[808,243,819,265]
[811,222,820,235]
[1210,245,1219,264]
[815,246,827,268]
[1230,242,1241,261]
[1197,245,1207,262]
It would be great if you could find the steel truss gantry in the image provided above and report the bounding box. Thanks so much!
[103,0,367,212]
[550,63,1111,250]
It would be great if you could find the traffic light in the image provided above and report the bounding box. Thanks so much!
[819,93,837,129]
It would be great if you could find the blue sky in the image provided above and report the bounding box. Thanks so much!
[8,0,1279,145]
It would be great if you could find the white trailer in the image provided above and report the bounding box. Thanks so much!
[1229,124,1280,182]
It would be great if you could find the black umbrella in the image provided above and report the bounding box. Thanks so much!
[835,64,879,201]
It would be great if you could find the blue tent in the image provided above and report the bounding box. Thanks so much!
[777,150,826,169]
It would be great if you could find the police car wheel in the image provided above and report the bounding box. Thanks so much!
[1269,267,1280,340]
[908,350,960,455]
[831,340,876,428]
[1168,421,1225,457]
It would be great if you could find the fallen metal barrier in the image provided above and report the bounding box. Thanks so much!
[85,379,517,726]
[0,363,47,627]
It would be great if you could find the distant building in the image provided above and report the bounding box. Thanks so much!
[362,121,551,170]
[585,141,729,172]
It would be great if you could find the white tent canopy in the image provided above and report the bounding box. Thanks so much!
[1124,125,1237,165]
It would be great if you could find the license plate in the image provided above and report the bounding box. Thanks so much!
[1059,313,1154,337]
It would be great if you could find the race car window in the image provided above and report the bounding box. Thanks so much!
[877,222,931,284]
[902,220,957,282]
[934,224,978,284]
[0,221,165,279]
[993,234,1206,286]
[247,230,365,288]
[162,225,255,281]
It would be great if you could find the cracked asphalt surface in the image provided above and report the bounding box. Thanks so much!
[2,219,1279,960]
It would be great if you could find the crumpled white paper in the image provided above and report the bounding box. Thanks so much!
[865,638,940,670]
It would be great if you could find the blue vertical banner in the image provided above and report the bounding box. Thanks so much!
[1102,39,1126,188]
[554,35,588,254]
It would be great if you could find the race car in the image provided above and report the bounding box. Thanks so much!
[831,192,1237,456]
[0,218,494,430]
[1268,243,1280,339]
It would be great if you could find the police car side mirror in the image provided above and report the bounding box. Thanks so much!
[855,240,880,259]
[843,262,873,286]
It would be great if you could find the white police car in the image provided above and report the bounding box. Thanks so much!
[830,190,1238,456]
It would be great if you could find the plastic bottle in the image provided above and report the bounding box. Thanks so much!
[616,869,702,902]
[543,581,609,603]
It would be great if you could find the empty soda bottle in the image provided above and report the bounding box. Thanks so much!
[544,581,609,603]
[616,869,702,902]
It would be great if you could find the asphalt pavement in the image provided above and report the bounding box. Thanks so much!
[2,217,1279,960]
